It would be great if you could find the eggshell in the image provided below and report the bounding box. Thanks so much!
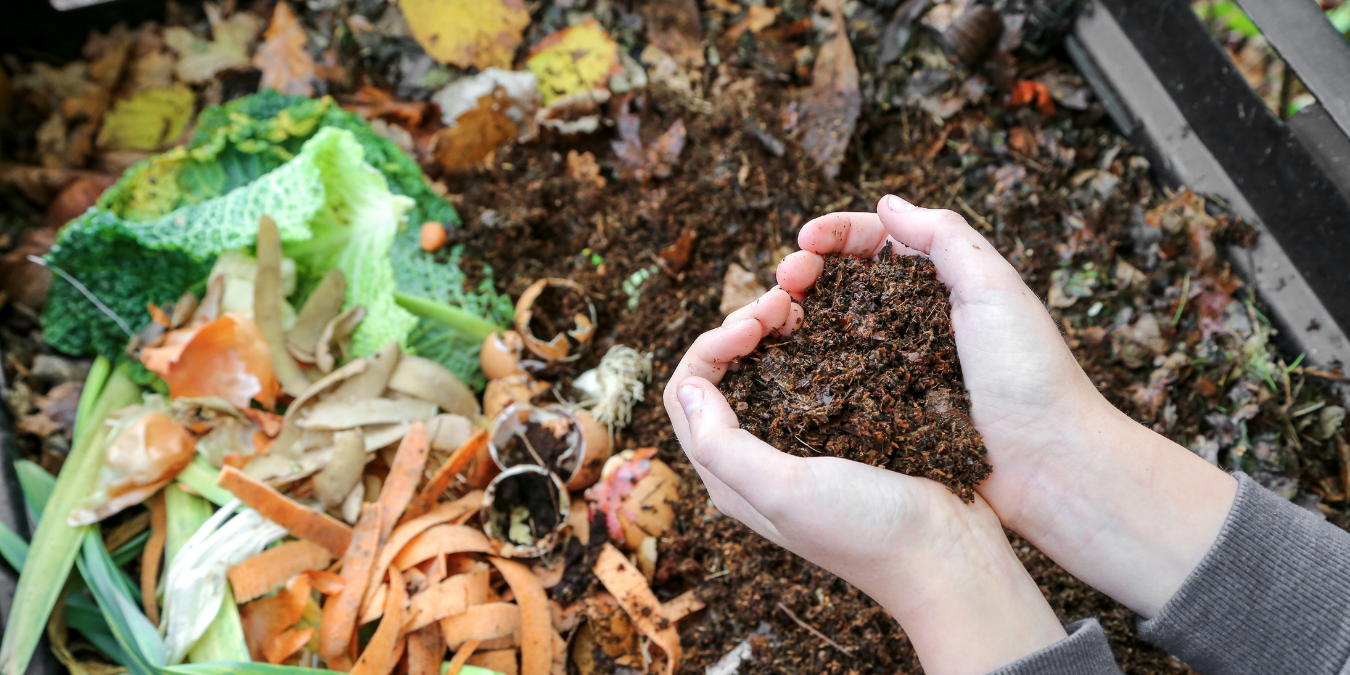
[514,278,596,363]
[483,374,549,419]
[480,331,527,380]
[565,409,612,491]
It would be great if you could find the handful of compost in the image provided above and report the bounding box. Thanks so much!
[721,245,992,500]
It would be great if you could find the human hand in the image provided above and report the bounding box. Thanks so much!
[778,195,1236,617]
[663,289,1067,675]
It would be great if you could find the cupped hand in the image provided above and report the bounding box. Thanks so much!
[662,287,1067,675]
[779,195,1237,617]
[777,195,1105,532]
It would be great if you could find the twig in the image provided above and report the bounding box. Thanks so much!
[956,196,991,231]
[704,569,731,581]
[776,603,853,657]
[1295,368,1350,383]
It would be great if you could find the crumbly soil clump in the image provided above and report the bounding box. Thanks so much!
[722,247,991,501]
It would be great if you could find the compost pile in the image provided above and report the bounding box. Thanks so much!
[2,0,1349,674]
[722,248,991,501]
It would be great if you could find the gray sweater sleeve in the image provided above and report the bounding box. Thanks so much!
[988,619,1124,675]
[1138,471,1350,674]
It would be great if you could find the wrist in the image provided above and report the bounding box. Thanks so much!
[876,500,1067,675]
[991,397,1237,617]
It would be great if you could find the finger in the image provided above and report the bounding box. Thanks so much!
[776,251,824,300]
[722,286,792,333]
[675,377,796,533]
[798,212,889,256]
[875,195,1022,293]
[798,212,925,259]
[777,303,804,337]
[663,319,764,440]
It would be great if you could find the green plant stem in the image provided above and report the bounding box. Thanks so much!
[187,587,249,663]
[175,457,235,507]
[0,360,141,675]
[394,291,503,341]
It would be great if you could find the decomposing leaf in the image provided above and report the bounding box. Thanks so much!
[641,0,705,67]
[432,87,524,175]
[798,0,860,179]
[95,85,194,151]
[527,19,622,105]
[726,6,779,40]
[612,97,686,185]
[254,2,318,97]
[718,263,766,316]
[565,151,605,188]
[399,0,530,70]
[163,5,262,83]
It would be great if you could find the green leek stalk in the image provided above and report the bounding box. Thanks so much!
[164,484,249,662]
[393,291,503,341]
[175,457,234,507]
[0,359,141,675]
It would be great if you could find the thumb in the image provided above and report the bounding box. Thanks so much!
[676,377,800,519]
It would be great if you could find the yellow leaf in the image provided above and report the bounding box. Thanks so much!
[527,19,622,106]
[96,85,195,152]
[399,0,530,70]
[254,1,317,96]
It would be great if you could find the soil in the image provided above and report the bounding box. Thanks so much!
[445,88,1209,673]
[498,417,578,480]
[721,247,991,501]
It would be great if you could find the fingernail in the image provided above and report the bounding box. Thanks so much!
[678,384,704,416]
[884,194,915,213]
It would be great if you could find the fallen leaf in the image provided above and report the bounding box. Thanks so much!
[611,97,686,185]
[400,0,530,70]
[565,151,605,188]
[797,0,859,179]
[164,5,261,83]
[96,85,195,151]
[527,19,622,106]
[1007,79,1055,115]
[254,2,318,97]
[432,87,521,174]
[727,6,779,40]
[642,0,705,67]
[341,85,429,128]
[719,263,766,317]
[431,67,540,131]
